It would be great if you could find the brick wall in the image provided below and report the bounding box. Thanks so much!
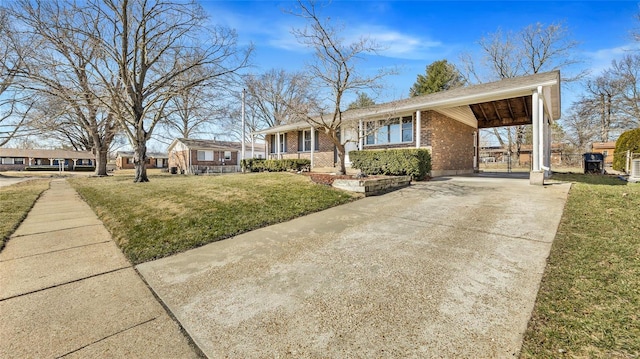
[421,110,475,176]
[189,149,238,166]
[268,130,336,167]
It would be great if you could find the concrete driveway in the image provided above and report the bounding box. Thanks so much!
[137,175,570,358]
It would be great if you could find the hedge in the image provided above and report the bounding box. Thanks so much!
[349,148,431,180]
[613,128,640,172]
[241,158,311,172]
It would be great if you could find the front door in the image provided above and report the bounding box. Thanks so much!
[156,158,163,168]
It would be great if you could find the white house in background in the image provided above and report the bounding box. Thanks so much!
[167,138,266,174]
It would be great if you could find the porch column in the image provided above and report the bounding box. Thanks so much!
[416,110,421,148]
[276,132,281,160]
[251,134,255,159]
[310,127,315,169]
[358,120,363,150]
[530,87,544,185]
[73,159,78,170]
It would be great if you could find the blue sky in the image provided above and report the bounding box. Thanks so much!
[201,0,640,108]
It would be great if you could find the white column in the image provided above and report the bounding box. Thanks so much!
[358,120,363,150]
[251,134,255,159]
[531,89,540,172]
[310,127,315,169]
[276,132,281,159]
[538,86,546,172]
[416,110,421,148]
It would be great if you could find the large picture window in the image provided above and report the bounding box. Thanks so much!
[365,116,413,145]
[197,150,214,161]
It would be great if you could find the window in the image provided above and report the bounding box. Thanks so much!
[298,130,319,152]
[365,116,413,145]
[270,133,287,153]
[1,157,14,165]
[197,150,214,161]
[13,158,24,165]
[224,151,231,160]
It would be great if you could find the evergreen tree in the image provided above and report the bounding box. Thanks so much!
[409,60,465,97]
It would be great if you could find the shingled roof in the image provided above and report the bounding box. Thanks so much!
[0,148,94,159]
[254,70,561,135]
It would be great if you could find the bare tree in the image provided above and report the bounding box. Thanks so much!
[0,8,35,146]
[460,21,583,163]
[608,54,640,129]
[13,0,119,175]
[562,100,599,152]
[156,65,227,143]
[289,0,395,174]
[245,69,311,129]
[89,0,250,182]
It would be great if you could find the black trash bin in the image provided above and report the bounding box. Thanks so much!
[583,153,604,174]
[170,167,177,174]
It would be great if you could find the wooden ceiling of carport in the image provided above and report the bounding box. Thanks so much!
[469,95,533,129]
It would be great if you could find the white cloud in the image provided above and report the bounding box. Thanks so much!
[583,43,640,75]
[348,25,445,60]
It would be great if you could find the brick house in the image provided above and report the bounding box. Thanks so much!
[0,148,95,171]
[167,138,265,174]
[591,141,617,165]
[115,151,169,170]
[254,71,561,184]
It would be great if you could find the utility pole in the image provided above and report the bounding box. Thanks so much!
[241,88,246,161]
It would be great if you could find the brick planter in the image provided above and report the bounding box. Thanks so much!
[332,175,412,196]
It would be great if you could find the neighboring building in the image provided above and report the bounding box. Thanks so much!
[591,141,617,165]
[115,151,169,170]
[167,138,265,174]
[254,71,561,184]
[517,143,565,167]
[0,148,95,171]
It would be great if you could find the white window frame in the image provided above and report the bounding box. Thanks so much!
[224,151,232,160]
[365,116,413,145]
[197,150,214,161]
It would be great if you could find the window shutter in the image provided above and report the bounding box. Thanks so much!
[314,131,319,151]
[270,134,275,153]
[298,131,303,151]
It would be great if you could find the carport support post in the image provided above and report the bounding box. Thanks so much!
[530,87,544,185]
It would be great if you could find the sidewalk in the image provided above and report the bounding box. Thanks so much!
[0,179,200,358]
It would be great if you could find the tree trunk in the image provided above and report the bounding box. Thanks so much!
[94,149,109,176]
[335,142,346,175]
[133,141,149,183]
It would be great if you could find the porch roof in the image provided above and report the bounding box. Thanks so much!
[253,70,561,135]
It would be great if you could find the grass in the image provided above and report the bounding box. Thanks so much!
[68,172,358,264]
[520,173,640,358]
[0,179,51,251]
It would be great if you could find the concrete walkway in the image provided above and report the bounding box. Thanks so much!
[0,180,200,358]
[138,175,571,358]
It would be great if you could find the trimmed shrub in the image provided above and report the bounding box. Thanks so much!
[349,148,431,180]
[613,128,640,172]
[241,158,311,172]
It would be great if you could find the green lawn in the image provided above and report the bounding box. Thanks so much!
[520,173,640,358]
[69,172,358,264]
[0,179,51,251]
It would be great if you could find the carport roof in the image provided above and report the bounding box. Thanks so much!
[254,70,561,134]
